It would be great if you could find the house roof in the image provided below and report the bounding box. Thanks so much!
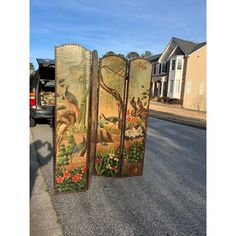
[148,53,162,62]
[189,42,207,54]
[172,37,199,55]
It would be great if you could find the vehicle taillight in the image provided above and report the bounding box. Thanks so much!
[30,92,36,106]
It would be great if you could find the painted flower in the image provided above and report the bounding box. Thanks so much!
[111,166,118,171]
[109,153,115,159]
[96,159,101,164]
[82,167,87,174]
[63,171,71,179]
[72,174,83,183]
[56,177,64,184]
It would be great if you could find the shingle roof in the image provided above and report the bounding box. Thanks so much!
[148,53,162,62]
[189,42,206,54]
[172,37,198,55]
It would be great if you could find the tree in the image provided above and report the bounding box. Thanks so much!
[30,63,35,71]
[117,54,125,58]
[141,51,152,58]
[103,51,116,57]
[126,52,140,60]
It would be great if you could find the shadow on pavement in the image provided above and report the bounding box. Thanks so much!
[30,140,53,198]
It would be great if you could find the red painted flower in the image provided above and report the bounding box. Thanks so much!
[72,174,83,183]
[82,167,87,174]
[56,177,64,184]
[72,175,79,183]
[63,171,71,178]
[95,159,101,164]
[77,173,83,178]
[127,117,131,122]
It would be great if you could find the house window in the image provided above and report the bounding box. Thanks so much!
[186,80,192,94]
[169,80,174,93]
[159,64,162,74]
[153,65,156,75]
[175,80,181,93]
[161,62,166,73]
[156,64,159,74]
[199,80,204,95]
[177,59,182,70]
[171,59,176,70]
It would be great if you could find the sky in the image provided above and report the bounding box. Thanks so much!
[30,0,206,68]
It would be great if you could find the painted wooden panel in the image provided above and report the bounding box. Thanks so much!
[54,44,91,193]
[94,55,127,177]
[121,59,152,177]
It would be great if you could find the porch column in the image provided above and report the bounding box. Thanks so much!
[160,78,164,97]
[152,82,155,96]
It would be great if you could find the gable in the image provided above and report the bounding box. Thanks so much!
[159,40,184,63]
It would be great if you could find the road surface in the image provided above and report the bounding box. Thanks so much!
[30,118,206,236]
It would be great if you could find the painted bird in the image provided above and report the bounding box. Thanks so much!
[101,113,119,125]
[130,97,138,116]
[73,136,87,157]
[99,129,113,145]
[56,109,76,148]
[136,97,148,121]
[64,85,82,122]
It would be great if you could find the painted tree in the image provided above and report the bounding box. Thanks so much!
[100,65,125,129]
[68,49,90,130]
[57,144,69,166]
[66,134,76,162]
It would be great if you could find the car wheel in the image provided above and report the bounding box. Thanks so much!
[30,117,36,127]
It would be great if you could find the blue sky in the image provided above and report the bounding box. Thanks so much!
[30,0,206,68]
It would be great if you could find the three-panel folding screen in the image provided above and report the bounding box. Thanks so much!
[54,44,152,193]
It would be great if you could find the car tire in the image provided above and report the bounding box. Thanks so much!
[30,117,36,127]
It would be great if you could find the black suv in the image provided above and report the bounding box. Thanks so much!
[30,58,55,127]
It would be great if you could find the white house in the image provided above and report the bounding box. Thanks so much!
[149,37,206,110]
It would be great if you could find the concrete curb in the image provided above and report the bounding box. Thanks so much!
[149,110,206,130]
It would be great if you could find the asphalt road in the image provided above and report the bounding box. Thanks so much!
[30,117,206,236]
